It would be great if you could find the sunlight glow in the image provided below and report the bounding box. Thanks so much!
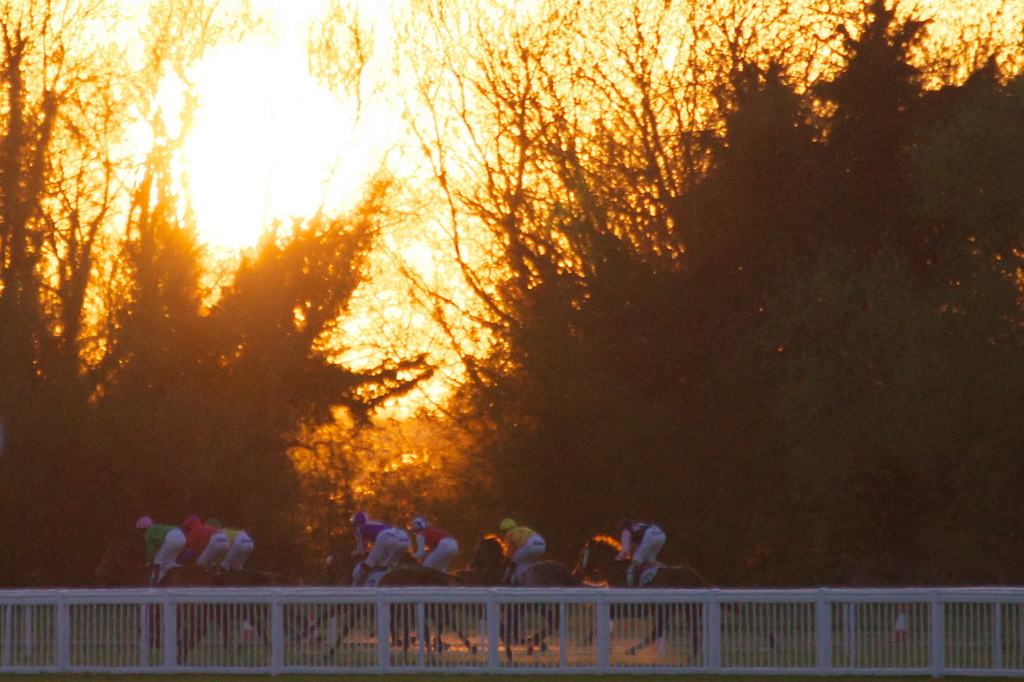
[182,0,396,248]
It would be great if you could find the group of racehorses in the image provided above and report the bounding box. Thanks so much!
[92,532,710,663]
[94,531,710,590]
[323,534,710,590]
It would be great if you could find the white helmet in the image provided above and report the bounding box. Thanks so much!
[411,516,429,531]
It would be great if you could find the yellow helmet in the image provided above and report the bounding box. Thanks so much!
[499,518,517,532]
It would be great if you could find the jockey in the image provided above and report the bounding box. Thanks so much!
[410,516,459,573]
[136,516,187,585]
[351,511,411,586]
[180,516,231,570]
[615,518,667,586]
[207,518,255,571]
[499,518,546,583]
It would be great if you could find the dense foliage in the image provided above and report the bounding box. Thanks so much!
[400,0,1024,585]
[2,0,1023,586]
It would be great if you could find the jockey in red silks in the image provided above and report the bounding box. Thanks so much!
[410,516,459,573]
[180,516,231,569]
[616,518,667,586]
[351,511,410,586]
[136,516,187,585]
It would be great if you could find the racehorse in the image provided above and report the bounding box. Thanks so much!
[92,537,290,661]
[574,535,709,588]
[93,537,216,588]
[317,545,476,657]
[574,535,710,656]
[453,535,505,586]
[455,535,579,587]
[454,535,579,661]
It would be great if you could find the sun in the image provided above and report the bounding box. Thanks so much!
[182,1,394,249]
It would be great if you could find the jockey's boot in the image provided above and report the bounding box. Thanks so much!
[352,562,367,586]
[626,561,640,587]
[503,562,517,585]
[149,565,160,586]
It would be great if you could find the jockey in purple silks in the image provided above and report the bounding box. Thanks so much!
[616,518,667,586]
[350,511,411,586]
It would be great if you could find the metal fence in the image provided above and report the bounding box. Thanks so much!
[0,586,1022,675]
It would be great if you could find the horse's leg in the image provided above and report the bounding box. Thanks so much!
[500,605,514,662]
[438,603,478,655]
[626,605,665,656]
[446,605,478,654]
[325,606,355,662]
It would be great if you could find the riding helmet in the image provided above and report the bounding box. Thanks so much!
[411,516,429,531]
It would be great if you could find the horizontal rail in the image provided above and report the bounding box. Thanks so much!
[0,587,1020,675]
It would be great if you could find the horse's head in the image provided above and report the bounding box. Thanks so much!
[470,535,506,571]
[325,548,359,585]
[574,535,624,584]
[93,538,148,587]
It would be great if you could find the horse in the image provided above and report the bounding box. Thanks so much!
[92,538,289,662]
[455,535,579,587]
[453,535,505,586]
[575,535,709,588]
[454,535,579,661]
[574,535,710,656]
[93,537,217,588]
[317,545,476,658]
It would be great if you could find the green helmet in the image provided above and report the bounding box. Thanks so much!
[499,518,517,532]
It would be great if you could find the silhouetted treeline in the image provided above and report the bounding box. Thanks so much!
[3,0,1024,587]
[0,1,431,585]
[404,0,1024,585]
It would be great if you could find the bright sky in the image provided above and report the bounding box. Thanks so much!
[181,0,397,248]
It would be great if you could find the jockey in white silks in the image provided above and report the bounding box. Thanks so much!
[616,519,667,586]
[350,511,411,586]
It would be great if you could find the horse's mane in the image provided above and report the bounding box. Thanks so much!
[469,535,506,572]
[590,535,622,552]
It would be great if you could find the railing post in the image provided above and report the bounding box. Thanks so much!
[486,597,501,671]
[416,601,426,668]
[2,603,11,669]
[707,589,722,672]
[816,589,832,673]
[376,595,390,670]
[596,595,611,671]
[994,602,1003,671]
[138,601,149,668]
[559,602,568,668]
[930,590,944,677]
[161,596,176,670]
[55,595,69,671]
[270,597,284,673]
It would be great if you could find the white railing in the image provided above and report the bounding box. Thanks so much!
[0,586,1022,675]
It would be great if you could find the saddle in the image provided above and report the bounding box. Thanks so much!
[364,568,389,587]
